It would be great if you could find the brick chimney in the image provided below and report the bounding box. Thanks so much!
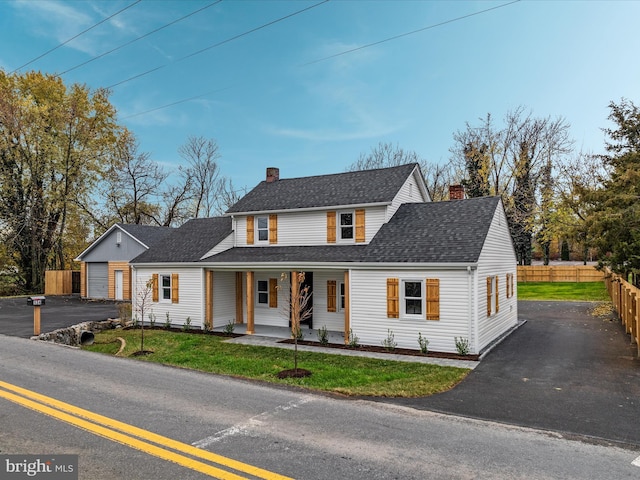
[266,167,280,183]
[449,184,465,200]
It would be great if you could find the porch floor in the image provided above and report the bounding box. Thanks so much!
[212,324,478,369]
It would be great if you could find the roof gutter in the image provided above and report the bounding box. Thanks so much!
[224,201,392,217]
[130,261,478,271]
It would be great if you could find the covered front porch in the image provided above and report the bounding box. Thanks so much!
[205,268,351,344]
[212,323,346,344]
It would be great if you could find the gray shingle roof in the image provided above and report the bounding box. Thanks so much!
[365,196,502,263]
[226,163,419,213]
[118,224,172,248]
[206,197,503,265]
[133,217,232,263]
[204,245,369,264]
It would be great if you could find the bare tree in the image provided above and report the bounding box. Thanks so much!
[178,136,222,218]
[134,277,154,354]
[215,177,246,214]
[451,108,573,264]
[102,130,166,225]
[347,142,456,201]
[278,271,312,377]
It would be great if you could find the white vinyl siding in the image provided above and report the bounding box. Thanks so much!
[476,201,518,352]
[235,207,386,246]
[211,271,237,328]
[312,271,346,332]
[201,232,234,259]
[133,267,204,329]
[388,170,429,221]
[252,271,289,327]
[350,269,471,354]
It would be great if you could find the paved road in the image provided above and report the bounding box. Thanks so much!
[0,335,638,480]
[0,296,119,337]
[383,301,640,447]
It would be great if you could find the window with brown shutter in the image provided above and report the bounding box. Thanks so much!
[269,214,278,244]
[327,211,336,243]
[246,216,255,245]
[505,273,510,298]
[152,274,159,302]
[486,277,492,316]
[355,209,365,243]
[327,280,337,312]
[387,278,399,318]
[269,278,278,308]
[171,273,179,304]
[426,278,440,320]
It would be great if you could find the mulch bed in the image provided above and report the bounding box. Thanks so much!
[124,325,244,338]
[276,368,312,379]
[278,339,479,361]
[123,326,479,361]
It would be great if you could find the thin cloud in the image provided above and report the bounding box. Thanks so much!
[13,0,96,54]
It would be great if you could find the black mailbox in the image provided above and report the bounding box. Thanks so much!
[27,296,46,306]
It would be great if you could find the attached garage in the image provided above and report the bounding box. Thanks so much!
[76,224,171,300]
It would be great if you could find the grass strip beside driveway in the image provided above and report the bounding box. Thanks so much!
[84,329,469,398]
[517,281,609,301]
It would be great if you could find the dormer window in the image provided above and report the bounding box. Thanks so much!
[339,212,354,240]
[257,216,269,242]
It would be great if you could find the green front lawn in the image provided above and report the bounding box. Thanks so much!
[84,329,470,398]
[517,281,609,301]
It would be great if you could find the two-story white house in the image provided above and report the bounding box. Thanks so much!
[130,163,518,355]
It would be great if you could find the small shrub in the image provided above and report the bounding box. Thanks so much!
[223,320,235,336]
[183,316,192,332]
[317,325,329,345]
[132,315,139,328]
[454,336,470,356]
[118,303,132,321]
[292,326,304,341]
[203,320,213,333]
[164,311,171,330]
[348,329,360,348]
[148,312,156,328]
[418,332,429,354]
[381,329,397,352]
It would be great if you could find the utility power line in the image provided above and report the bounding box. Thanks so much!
[302,0,521,66]
[10,0,142,74]
[107,0,330,90]
[59,1,222,76]
[122,0,521,120]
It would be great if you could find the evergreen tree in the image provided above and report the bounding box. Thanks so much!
[587,99,640,284]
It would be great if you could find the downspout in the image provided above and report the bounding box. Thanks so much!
[467,266,480,353]
[467,266,473,353]
[231,215,237,247]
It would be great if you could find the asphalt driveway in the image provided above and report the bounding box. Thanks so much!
[0,295,119,338]
[382,301,640,447]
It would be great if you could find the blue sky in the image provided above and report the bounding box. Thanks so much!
[1,0,639,191]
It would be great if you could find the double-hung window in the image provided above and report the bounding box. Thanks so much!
[339,282,346,311]
[257,280,269,305]
[257,216,269,242]
[403,280,423,316]
[257,278,278,308]
[339,212,354,240]
[161,275,172,301]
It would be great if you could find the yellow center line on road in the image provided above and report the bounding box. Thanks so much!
[0,380,293,480]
